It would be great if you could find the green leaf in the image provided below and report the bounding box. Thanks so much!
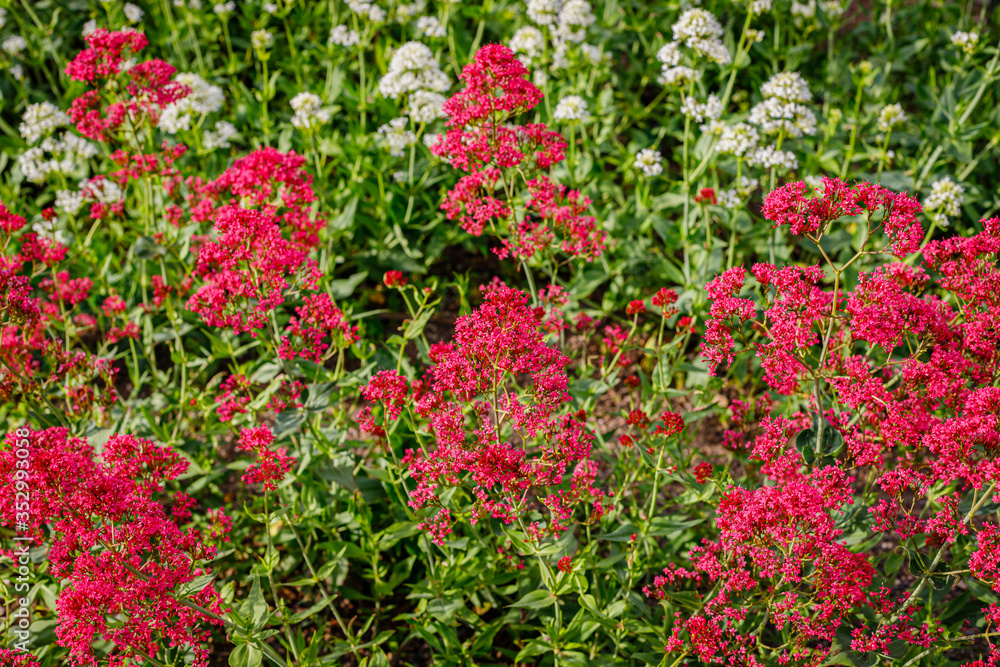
[228,644,263,667]
[509,589,556,609]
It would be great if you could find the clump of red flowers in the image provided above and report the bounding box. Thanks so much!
[434,44,605,264]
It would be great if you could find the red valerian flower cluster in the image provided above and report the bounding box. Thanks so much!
[647,450,875,666]
[433,45,606,263]
[187,206,320,335]
[0,428,225,667]
[762,176,923,257]
[238,426,295,491]
[359,283,605,546]
[681,180,1000,665]
[65,29,189,141]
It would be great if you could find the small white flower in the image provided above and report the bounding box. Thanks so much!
[378,41,450,99]
[950,31,979,55]
[680,94,722,124]
[393,170,408,184]
[633,148,663,177]
[553,95,589,122]
[715,122,760,158]
[9,64,23,81]
[923,176,964,228]
[760,71,812,103]
[747,145,798,170]
[290,92,331,130]
[378,117,416,156]
[658,66,701,87]
[56,189,86,215]
[554,0,595,44]
[670,9,730,65]
[749,0,772,14]
[251,30,274,51]
[329,25,361,47]
[263,2,279,13]
[526,0,562,26]
[124,3,144,22]
[511,26,545,64]
[736,175,759,197]
[159,73,226,133]
[20,102,71,144]
[396,0,426,21]
[579,44,606,65]
[416,16,447,38]
[408,89,447,123]
[748,72,816,138]
[214,1,236,13]
[204,120,238,150]
[2,35,27,56]
[876,103,906,132]
[656,42,681,67]
[81,178,125,204]
[717,189,740,209]
[82,19,99,36]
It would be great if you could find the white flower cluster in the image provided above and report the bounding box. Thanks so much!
[408,89,447,124]
[124,3,144,21]
[658,65,701,87]
[3,35,27,56]
[396,0,426,21]
[348,0,386,23]
[20,102,70,144]
[19,134,99,184]
[924,176,964,228]
[290,92,331,130]
[791,0,816,24]
[716,176,760,209]
[511,26,545,65]
[263,3,278,13]
[204,121,238,150]
[81,178,125,204]
[416,16,447,38]
[669,9,730,65]
[377,42,450,99]
[633,148,663,177]
[329,25,361,47]
[553,95,589,122]
[55,189,86,215]
[251,30,274,51]
[83,19,99,36]
[521,0,598,67]
[950,31,979,55]
[680,94,722,123]
[748,71,816,138]
[18,103,98,184]
[378,117,416,156]
[749,0,772,14]
[715,122,761,158]
[747,145,798,170]
[214,1,235,13]
[526,0,561,26]
[554,0,595,44]
[159,73,225,134]
[876,103,906,132]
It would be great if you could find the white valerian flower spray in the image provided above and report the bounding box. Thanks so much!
[634,148,663,177]
[923,176,965,229]
[290,92,331,131]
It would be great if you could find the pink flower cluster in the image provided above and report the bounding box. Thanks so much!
[359,283,604,545]
[434,45,605,263]
[0,428,225,666]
